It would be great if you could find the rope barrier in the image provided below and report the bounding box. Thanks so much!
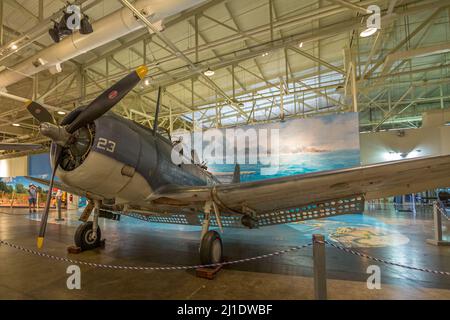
[0,239,312,271]
[436,203,450,221]
[1,238,449,275]
[325,240,450,276]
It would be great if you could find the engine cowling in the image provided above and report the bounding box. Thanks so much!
[54,114,153,204]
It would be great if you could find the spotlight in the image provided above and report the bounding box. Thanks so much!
[48,26,61,43]
[12,123,20,127]
[360,27,378,38]
[49,12,73,43]
[10,44,18,50]
[298,42,303,48]
[204,68,215,77]
[79,15,93,35]
[57,111,66,115]
[48,6,93,43]
[144,79,150,86]
[261,52,269,57]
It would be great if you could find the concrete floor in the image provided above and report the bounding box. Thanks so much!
[0,204,449,299]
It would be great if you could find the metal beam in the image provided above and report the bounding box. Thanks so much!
[326,0,369,14]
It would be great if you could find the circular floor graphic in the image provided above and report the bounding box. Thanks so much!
[288,215,410,248]
[329,226,410,248]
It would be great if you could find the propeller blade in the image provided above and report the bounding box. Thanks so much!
[0,143,42,151]
[26,101,56,125]
[37,146,62,249]
[66,65,148,134]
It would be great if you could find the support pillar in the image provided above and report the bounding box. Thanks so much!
[201,201,212,240]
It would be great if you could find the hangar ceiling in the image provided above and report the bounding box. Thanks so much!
[0,0,449,157]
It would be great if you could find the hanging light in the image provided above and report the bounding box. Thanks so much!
[204,68,215,77]
[360,27,378,38]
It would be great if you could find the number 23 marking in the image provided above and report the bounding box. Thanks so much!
[97,138,116,153]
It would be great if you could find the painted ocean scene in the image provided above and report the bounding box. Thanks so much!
[204,113,361,182]
[209,149,361,182]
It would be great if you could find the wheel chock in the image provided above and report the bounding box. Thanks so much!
[196,263,224,280]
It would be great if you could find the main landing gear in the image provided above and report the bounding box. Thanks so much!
[74,199,103,251]
[200,230,223,265]
[199,201,224,265]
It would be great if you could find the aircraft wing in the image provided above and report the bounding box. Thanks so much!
[149,154,450,219]
[0,143,42,151]
[25,176,86,198]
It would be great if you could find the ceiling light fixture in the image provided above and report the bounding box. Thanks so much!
[204,68,215,77]
[360,27,378,38]
[57,111,66,115]
[144,79,150,86]
[299,42,303,48]
[10,44,18,50]
[261,52,269,57]
[12,123,20,127]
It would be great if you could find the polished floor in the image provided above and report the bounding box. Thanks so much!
[0,203,449,299]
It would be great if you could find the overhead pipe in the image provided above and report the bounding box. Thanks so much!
[0,0,205,89]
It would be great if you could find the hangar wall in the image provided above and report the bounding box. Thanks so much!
[0,157,28,177]
[360,109,450,165]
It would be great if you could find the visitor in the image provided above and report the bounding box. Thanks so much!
[28,184,37,213]
[55,189,64,221]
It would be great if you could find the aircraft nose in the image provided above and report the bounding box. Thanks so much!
[40,122,71,146]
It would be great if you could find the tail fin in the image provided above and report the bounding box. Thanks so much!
[232,164,240,183]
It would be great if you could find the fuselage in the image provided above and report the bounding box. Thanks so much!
[52,112,219,206]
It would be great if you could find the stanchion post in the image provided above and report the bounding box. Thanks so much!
[312,234,327,300]
[427,202,450,246]
[434,203,443,241]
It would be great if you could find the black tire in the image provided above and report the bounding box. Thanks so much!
[74,221,101,250]
[200,230,223,265]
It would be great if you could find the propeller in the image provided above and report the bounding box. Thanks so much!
[26,101,56,125]
[26,65,148,249]
[66,65,148,134]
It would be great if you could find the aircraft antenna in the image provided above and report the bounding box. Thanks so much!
[153,86,162,135]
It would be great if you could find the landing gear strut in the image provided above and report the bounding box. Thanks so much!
[74,199,102,251]
[199,201,223,265]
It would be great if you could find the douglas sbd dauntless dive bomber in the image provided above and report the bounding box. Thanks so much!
[14,65,450,264]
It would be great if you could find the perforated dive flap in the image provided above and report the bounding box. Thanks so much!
[256,195,365,226]
[119,195,365,229]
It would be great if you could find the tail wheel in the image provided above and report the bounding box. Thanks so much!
[200,230,223,265]
[74,221,101,250]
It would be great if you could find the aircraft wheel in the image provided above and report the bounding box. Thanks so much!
[74,221,101,250]
[200,230,223,265]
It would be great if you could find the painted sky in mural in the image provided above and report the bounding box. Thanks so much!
[173,112,360,182]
